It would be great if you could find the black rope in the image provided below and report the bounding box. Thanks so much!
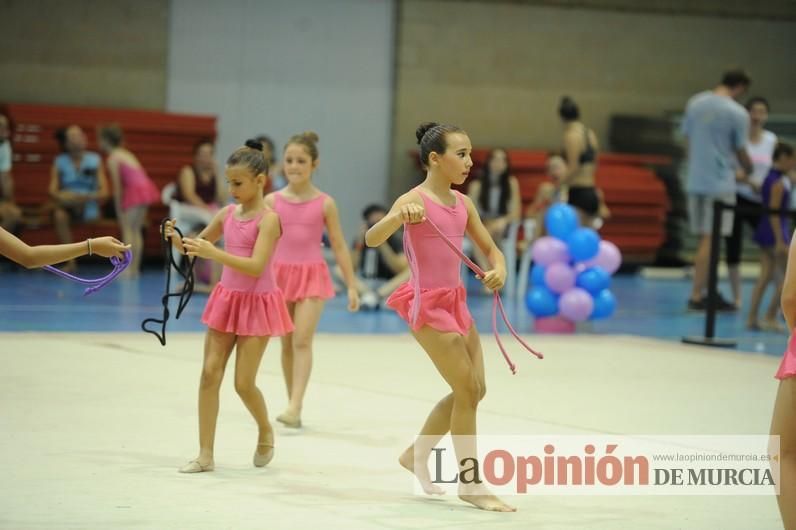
[141,219,197,346]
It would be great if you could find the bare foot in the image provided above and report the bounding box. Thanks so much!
[459,484,516,512]
[399,446,445,495]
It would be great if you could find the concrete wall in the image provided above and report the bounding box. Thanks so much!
[0,0,169,109]
[167,0,395,239]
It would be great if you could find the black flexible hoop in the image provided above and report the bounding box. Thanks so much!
[141,219,197,346]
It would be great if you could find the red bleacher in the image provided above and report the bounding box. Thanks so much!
[1,103,216,257]
[412,148,669,263]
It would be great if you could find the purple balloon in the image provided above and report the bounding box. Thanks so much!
[531,236,570,267]
[585,240,622,275]
[559,287,594,322]
[544,262,576,294]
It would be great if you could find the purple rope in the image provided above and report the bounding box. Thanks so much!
[42,249,132,296]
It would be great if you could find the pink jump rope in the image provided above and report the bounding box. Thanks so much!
[404,217,543,374]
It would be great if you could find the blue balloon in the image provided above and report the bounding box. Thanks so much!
[566,227,600,262]
[525,286,559,317]
[590,289,617,320]
[576,266,611,295]
[544,203,579,240]
[530,265,546,286]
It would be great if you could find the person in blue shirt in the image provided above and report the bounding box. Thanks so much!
[681,70,754,312]
[48,125,110,272]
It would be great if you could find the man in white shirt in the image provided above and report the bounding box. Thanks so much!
[725,96,777,309]
[0,114,22,232]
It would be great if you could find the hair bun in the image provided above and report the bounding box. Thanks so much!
[245,139,264,151]
[301,131,319,143]
[558,96,580,121]
[415,122,439,144]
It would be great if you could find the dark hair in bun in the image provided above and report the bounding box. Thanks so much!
[415,121,465,167]
[227,138,269,175]
[558,96,580,121]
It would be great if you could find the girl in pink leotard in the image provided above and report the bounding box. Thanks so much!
[366,122,515,513]
[98,124,160,277]
[265,131,359,429]
[165,140,292,474]
[771,230,796,529]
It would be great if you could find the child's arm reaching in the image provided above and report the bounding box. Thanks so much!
[0,227,129,269]
[323,197,360,311]
[768,181,788,255]
[182,211,280,277]
[462,194,507,292]
[365,191,424,247]
[163,205,227,254]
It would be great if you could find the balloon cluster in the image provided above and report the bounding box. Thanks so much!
[525,204,621,323]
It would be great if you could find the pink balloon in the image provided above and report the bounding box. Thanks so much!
[544,262,576,294]
[585,241,622,275]
[559,288,594,322]
[531,236,570,267]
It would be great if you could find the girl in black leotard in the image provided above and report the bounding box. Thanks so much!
[558,96,608,227]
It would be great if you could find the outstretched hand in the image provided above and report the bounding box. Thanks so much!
[90,237,130,260]
[182,237,216,259]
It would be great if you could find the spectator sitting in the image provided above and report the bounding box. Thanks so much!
[254,134,286,191]
[174,139,224,229]
[0,114,22,233]
[467,148,520,281]
[171,139,224,292]
[524,154,610,244]
[49,125,109,272]
[337,203,410,310]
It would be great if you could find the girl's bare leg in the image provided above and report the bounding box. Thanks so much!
[748,250,774,329]
[234,335,274,466]
[771,378,796,529]
[180,329,236,471]
[280,302,297,401]
[399,325,513,512]
[278,298,325,427]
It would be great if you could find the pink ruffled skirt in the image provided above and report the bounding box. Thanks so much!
[386,282,473,335]
[202,284,294,337]
[122,179,160,210]
[272,261,335,302]
[776,333,796,380]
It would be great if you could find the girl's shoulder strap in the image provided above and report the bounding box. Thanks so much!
[452,189,468,208]
[412,186,429,201]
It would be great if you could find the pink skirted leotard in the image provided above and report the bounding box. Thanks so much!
[118,162,160,210]
[386,188,473,335]
[201,205,294,336]
[271,192,335,302]
[776,333,796,380]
